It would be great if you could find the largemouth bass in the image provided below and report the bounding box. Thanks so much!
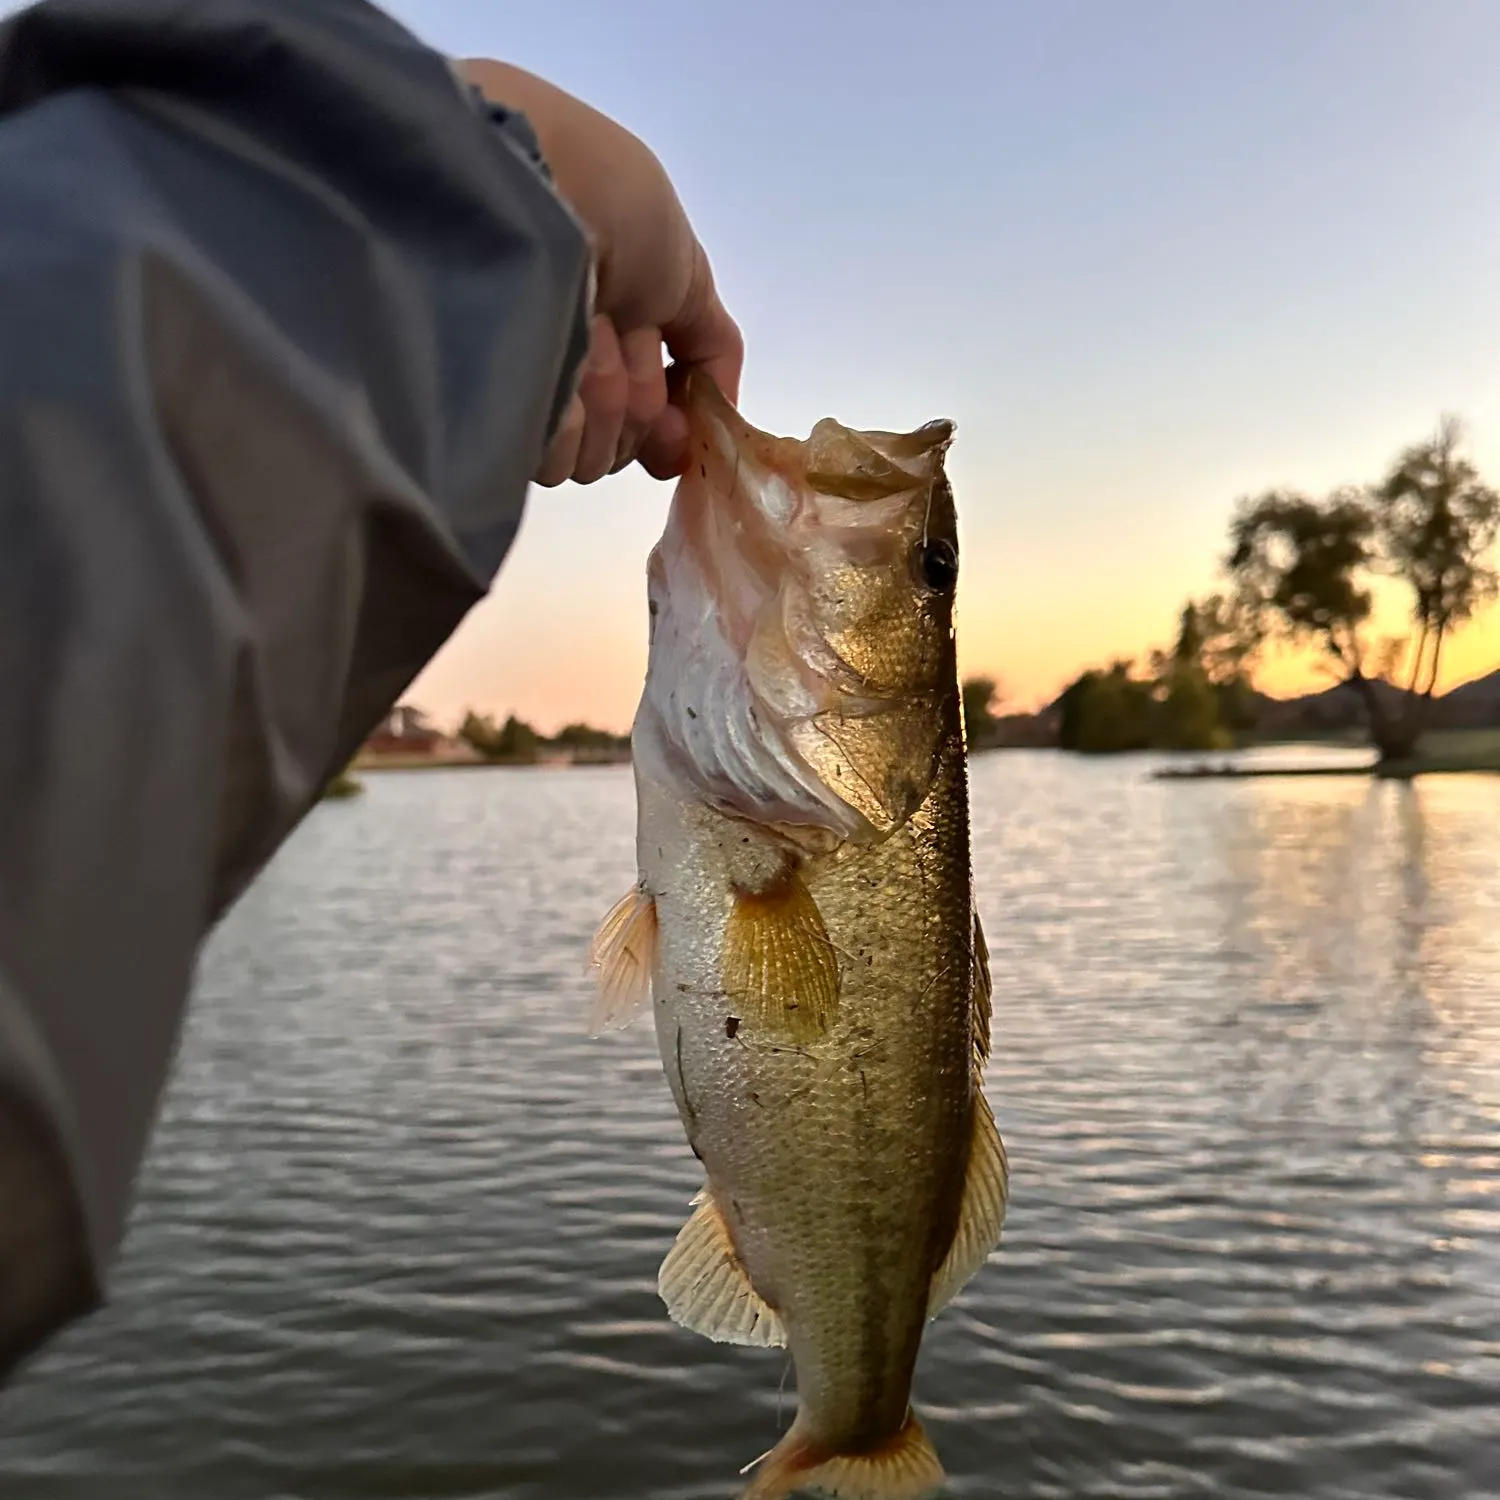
[588,372,1006,1500]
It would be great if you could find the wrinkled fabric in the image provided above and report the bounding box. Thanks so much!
[0,0,592,1376]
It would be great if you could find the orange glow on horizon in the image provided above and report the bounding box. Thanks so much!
[404,443,1500,736]
[407,586,1500,735]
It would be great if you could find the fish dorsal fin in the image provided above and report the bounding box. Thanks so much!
[721,870,840,1044]
[585,884,658,1035]
[927,1088,1008,1319]
[659,1185,786,1348]
[972,911,993,1072]
[927,910,1006,1318]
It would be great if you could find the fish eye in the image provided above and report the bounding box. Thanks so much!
[915,537,959,592]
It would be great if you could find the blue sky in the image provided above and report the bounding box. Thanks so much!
[10,0,1494,725]
[391,0,1500,726]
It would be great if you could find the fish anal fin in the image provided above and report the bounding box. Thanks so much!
[721,869,839,1044]
[658,1185,786,1348]
[586,884,658,1035]
[927,1088,1008,1319]
[742,1410,944,1500]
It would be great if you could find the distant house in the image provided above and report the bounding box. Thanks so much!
[364,704,443,757]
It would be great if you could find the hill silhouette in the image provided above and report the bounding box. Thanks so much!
[982,667,1500,751]
[1245,669,1500,737]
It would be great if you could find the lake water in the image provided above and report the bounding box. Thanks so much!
[1,752,1498,1499]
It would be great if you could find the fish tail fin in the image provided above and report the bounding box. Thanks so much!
[741,1411,944,1500]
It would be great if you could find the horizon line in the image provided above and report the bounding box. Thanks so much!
[402,655,1500,740]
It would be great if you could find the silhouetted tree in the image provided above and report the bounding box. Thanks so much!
[1057,661,1157,753]
[552,721,629,753]
[1156,661,1227,750]
[1375,415,1500,709]
[962,675,1004,749]
[1225,418,1498,764]
[458,711,496,756]
[1133,599,1242,748]
[1170,601,1204,666]
[459,711,541,763]
[1193,592,1260,686]
[495,715,542,761]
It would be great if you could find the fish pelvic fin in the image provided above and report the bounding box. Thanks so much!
[586,883,658,1035]
[659,1184,786,1348]
[722,869,840,1044]
[741,1411,944,1500]
[927,1087,1008,1320]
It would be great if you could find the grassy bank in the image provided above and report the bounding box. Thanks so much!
[1379,727,1500,777]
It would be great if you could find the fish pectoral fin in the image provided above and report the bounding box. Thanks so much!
[721,870,839,1044]
[585,884,658,1035]
[741,1411,944,1500]
[658,1185,786,1348]
[927,1088,1009,1319]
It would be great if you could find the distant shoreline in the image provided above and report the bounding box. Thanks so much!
[349,730,1500,783]
[353,752,631,772]
[1155,759,1500,782]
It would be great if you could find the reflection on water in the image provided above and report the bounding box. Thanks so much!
[1,754,1497,1499]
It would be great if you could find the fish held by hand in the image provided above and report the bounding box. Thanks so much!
[589,371,1006,1499]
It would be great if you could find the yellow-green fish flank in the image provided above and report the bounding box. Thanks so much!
[589,373,1007,1500]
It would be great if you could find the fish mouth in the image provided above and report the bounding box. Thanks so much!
[642,372,956,847]
[675,367,954,521]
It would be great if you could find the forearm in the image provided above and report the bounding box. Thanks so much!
[0,0,589,1375]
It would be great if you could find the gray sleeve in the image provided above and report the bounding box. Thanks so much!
[0,0,592,1375]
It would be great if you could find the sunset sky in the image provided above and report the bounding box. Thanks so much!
[410,3,1495,729]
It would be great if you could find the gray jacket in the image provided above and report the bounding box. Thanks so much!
[0,0,591,1376]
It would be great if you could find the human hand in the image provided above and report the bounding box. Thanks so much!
[457,60,743,486]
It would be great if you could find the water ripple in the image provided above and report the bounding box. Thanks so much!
[1,757,1497,1498]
